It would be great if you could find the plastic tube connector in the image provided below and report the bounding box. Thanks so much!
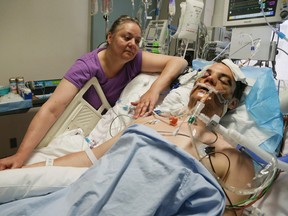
[277,31,286,39]
[276,31,288,42]
[194,101,205,116]
[188,101,205,123]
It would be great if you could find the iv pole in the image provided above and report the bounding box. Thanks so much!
[101,0,113,35]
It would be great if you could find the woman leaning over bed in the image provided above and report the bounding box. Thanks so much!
[0,15,188,170]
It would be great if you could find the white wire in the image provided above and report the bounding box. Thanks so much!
[182,40,190,58]
[259,0,277,32]
[211,41,231,61]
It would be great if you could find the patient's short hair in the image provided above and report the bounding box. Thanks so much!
[233,81,247,101]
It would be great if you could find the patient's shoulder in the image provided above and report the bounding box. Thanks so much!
[215,147,254,177]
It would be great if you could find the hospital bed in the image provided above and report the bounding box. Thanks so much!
[37,77,111,148]
[0,60,287,215]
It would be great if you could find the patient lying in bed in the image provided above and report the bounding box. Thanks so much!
[2,124,227,216]
[0,59,254,216]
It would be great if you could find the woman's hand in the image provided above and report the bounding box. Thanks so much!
[131,89,159,118]
[133,52,187,118]
[0,153,26,170]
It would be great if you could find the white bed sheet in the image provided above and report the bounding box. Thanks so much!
[251,172,288,216]
[0,128,89,203]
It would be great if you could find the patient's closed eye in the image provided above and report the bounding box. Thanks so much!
[219,76,230,85]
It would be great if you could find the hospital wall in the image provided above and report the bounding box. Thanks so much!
[0,0,91,158]
[0,0,90,83]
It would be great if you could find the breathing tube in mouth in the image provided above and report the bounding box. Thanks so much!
[190,83,230,118]
[194,83,229,105]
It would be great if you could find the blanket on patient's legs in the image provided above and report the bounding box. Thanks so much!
[0,124,225,216]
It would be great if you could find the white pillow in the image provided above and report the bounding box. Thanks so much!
[88,73,160,144]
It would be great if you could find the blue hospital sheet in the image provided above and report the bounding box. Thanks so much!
[0,124,225,216]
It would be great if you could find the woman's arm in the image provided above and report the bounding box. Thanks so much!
[132,51,187,118]
[0,79,79,170]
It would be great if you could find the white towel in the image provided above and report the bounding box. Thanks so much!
[222,59,247,84]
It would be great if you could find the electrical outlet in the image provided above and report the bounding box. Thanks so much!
[9,138,17,149]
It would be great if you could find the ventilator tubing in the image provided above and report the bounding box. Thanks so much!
[199,113,288,172]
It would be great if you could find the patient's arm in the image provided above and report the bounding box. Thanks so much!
[207,148,255,216]
[24,117,140,169]
[24,133,122,168]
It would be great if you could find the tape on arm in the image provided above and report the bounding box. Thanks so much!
[85,148,98,165]
[45,158,54,166]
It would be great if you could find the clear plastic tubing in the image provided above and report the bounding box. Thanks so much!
[199,113,288,172]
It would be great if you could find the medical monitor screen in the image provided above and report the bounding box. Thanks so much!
[146,27,157,41]
[223,0,283,27]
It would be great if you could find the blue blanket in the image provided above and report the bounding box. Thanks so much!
[0,124,225,216]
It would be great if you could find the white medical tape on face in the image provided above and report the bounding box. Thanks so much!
[45,158,54,166]
[220,59,247,116]
[85,148,98,165]
[221,59,246,84]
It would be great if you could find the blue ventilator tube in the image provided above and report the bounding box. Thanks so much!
[279,154,288,163]
[276,31,288,42]
[237,146,288,165]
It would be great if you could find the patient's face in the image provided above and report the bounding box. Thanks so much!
[188,63,237,116]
